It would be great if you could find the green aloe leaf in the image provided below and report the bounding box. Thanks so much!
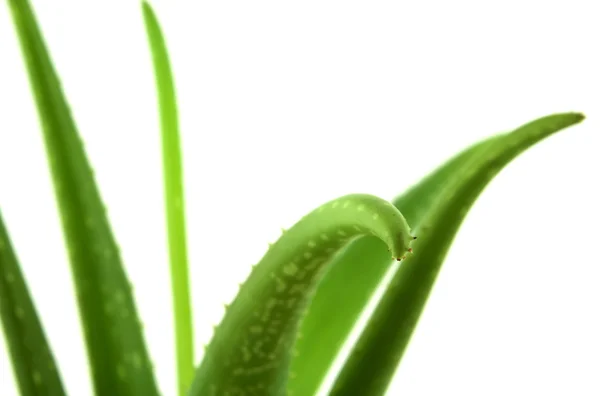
[189,194,416,395]
[7,0,160,395]
[288,134,505,396]
[0,211,67,396]
[329,112,584,395]
[141,3,194,396]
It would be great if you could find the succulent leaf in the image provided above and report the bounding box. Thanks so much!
[141,3,194,395]
[0,212,67,396]
[6,0,161,394]
[329,112,584,395]
[288,133,506,396]
[189,194,415,395]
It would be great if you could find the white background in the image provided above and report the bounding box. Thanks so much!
[1,0,599,395]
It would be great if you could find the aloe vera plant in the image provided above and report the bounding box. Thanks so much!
[0,1,587,396]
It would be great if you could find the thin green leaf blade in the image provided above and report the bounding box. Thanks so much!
[329,112,585,395]
[0,211,67,396]
[288,134,505,396]
[141,3,194,396]
[7,1,160,394]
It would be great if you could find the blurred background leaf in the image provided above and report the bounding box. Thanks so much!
[0,211,67,396]
[142,3,194,395]
[7,0,160,394]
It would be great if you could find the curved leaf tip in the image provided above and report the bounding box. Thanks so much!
[189,194,414,395]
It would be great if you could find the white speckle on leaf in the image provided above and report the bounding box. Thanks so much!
[131,352,143,369]
[115,290,126,304]
[283,263,298,276]
[14,306,25,319]
[250,325,263,334]
[32,371,42,385]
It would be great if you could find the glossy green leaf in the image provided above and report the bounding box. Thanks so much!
[141,3,194,396]
[189,194,415,395]
[329,112,585,395]
[288,134,505,396]
[7,0,160,394]
[0,211,67,396]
